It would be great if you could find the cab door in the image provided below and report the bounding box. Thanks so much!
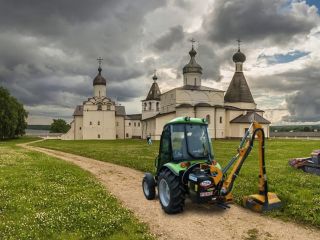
[157,125,172,172]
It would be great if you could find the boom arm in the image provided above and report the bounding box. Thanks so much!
[222,122,268,197]
[211,121,281,212]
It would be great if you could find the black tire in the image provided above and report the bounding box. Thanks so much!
[158,168,185,214]
[142,173,156,200]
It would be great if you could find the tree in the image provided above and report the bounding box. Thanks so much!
[50,119,70,133]
[0,86,28,139]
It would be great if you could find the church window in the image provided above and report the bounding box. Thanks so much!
[206,115,210,124]
[156,102,159,111]
[149,102,152,110]
[90,121,92,125]
[134,122,136,127]
[98,121,100,125]
[97,104,102,111]
[98,134,101,139]
[220,116,222,124]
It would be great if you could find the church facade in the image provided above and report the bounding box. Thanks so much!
[61,63,143,140]
[62,44,270,140]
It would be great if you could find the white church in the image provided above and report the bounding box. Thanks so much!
[62,43,270,140]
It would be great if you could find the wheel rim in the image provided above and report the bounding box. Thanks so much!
[159,178,170,207]
[143,180,150,196]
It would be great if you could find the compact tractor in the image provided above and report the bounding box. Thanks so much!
[142,117,281,214]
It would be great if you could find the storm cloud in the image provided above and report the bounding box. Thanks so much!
[152,25,184,52]
[0,0,319,124]
[203,0,318,45]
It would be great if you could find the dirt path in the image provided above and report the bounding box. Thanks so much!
[20,142,320,240]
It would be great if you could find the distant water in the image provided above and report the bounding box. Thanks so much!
[25,129,50,136]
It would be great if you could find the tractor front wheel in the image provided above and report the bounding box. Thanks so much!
[158,168,185,214]
[142,173,156,200]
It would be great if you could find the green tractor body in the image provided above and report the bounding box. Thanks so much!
[142,117,223,213]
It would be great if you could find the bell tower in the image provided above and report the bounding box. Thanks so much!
[142,71,161,120]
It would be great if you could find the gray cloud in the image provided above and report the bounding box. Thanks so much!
[152,25,184,52]
[0,0,319,124]
[0,0,167,120]
[203,0,317,45]
[251,66,320,122]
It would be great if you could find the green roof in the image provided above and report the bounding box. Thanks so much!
[166,117,208,125]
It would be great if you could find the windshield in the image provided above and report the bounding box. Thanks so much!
[171,123,213,161]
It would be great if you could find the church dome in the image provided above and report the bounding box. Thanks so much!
[93,67,106,86]
[183,46,202,74]
[232,50,246,63]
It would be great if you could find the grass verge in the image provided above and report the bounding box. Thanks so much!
[0,138,154,240]
[33,138,320,228]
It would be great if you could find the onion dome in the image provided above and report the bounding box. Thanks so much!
[93,67,106,86]
[152,73,158,81]
[232,50,246,63]
[183,46,202,74]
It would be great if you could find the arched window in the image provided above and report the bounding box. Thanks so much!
[220,116,223,124]
[98,121,100,125]
[129,122,131,126]
[156,102,160,111]
[206,114,210,124]
[126,133,129,138]
[144,102,147,111]
[149,102,152,110]
[134,122,136,127]
[138,122,140,127]
[97,104,102,111]
[98,134,101,139]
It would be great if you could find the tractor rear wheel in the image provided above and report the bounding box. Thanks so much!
[142,173,156,200]
[158,168,185,214]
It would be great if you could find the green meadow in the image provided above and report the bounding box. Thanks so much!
[0,137,153,240]
[33,138,320,228]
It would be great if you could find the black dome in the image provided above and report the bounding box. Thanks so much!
[232,50,246,63]
[93,67,106,86]
[183,46,202,74]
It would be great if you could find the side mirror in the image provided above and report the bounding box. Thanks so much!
[154,155,159,168]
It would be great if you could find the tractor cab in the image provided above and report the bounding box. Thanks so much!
[157,117,215,174]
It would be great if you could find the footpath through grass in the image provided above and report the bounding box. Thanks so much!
[33,138,320,228]
[0,137,153,240]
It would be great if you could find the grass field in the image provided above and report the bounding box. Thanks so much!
[33,138,320,228]
[0,137,153,240]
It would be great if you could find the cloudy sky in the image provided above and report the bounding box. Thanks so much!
[0,0,319,125]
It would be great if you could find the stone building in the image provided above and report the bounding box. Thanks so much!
[61,63,142,140]
[62,43,270,140]
[141,44,270,140]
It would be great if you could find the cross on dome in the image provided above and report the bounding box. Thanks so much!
[237,39,242,51]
